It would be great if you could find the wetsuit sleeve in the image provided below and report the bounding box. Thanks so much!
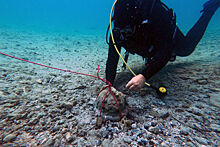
[106,34,121,85]
[141,43,172,80]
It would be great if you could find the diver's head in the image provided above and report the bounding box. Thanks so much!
[113,0,143,28]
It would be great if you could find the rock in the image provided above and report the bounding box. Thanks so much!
[7,113,23,120]
[20,80,31,85]
[175,108,185,113]
[102,130,109,138]
[58,120,65,125]
[194,115,204,123]
[78,130,87,137]
[14,125,23,131]
[123,136,132,144]
[196,79,208,85]
[4,100,19,107]
[28,118,39,126]
[187,107,203,116]
[148,126,160,134]
[95,87,126,121]
[3,134,17,142]
[24,126,32,132]
[39,98,47,103]
[75,137,87,146]
[36,79,43,84]
[146,132,153,140]
[137,138,148,146]
[169,121,176,127]
[161,142,169,147]
[51,126,60,133]
[61,128,68,134]
[209,93,220,107]
[124,120,132,129]
[72,100,77,106]
[66,132,75,143]
[210,124,220,133]
[194,137,209,145]
[136,130,145,137]
[37,113,46,119]
[112,127,120,134]
[185,142,196,147]
[44,138,55,146]
[39,119,46,126]
[144,123,150,130]
[150,108,169,119]
[90,140,102,146]
[131,141,138,146]
[131,123,137,129]
[54,139,61,146]
[35,106,41,111]
[102,139,111,147]
[179,130,189,136]
[149,140,155,146]
[131,128,140,135]
[150,121,157,127]
[57,102,73,110]
[0,123,5,130]
[66,114,73,119]
[111,138,124,146]
[96,117,103,128]
[42,126,49,131]
[62,102,73,110]
[24,86,32,93]
[88,130,97,137]
[15,89,23,96]
[4,143,23,147]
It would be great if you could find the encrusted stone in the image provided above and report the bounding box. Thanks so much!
[95,87,126,121]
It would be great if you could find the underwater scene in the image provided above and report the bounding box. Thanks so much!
[0,0,219,146]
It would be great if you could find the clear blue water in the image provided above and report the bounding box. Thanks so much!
[0,0,219,34]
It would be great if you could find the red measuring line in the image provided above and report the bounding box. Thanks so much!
[0,51,123,117]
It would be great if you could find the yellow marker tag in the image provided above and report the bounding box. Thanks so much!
[159,87,167,93]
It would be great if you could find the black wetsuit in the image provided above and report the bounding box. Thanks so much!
[106,0,217,85]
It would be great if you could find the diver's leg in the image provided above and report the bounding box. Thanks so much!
[173,3,219,57]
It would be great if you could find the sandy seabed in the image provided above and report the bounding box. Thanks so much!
[0,26,220,146]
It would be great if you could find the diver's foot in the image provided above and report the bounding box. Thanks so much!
[201,0,220,12]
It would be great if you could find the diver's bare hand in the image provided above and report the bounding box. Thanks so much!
[126,74,146,91]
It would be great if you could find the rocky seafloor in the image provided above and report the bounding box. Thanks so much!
[0,28,220,146]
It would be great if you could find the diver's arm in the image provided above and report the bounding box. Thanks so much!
[141,44,172,80]
[126,44,172,91]
[106,35,121,85]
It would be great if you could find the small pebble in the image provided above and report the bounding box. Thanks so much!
[123,136,132,144]
[131,123,137,129]
[28,118,39,126]
[44,138,55,146]
[137,138,147,146]
[180,130,189,136]
[210,124,220,133]
[36,79,43,84]
[149,126,160,134]
[3,134,17,143]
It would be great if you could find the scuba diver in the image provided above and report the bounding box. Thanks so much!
[106,0,220,91]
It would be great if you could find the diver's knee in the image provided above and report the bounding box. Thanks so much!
[175,46,196,57]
